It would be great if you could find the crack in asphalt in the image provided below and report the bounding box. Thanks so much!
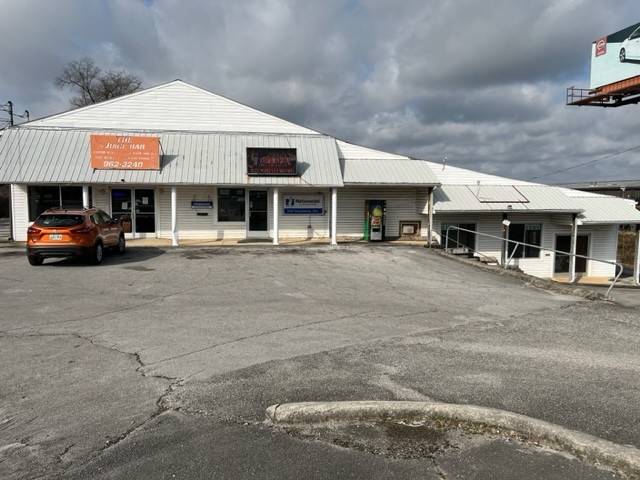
[0,264,218,336]
[136,304,421,368]
[1,329,182,478]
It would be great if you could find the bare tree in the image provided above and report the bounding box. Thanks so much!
[54,57,143,108]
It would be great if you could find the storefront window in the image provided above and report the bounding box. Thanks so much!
[508,223,542,258]
[61,187,85,208]
[441,223,476,250]
[218,188,245,222]
[28,186,89,221]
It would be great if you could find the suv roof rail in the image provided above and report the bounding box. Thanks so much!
[42,205,96,213]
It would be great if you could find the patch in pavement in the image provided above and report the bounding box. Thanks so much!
[282,420,622,479]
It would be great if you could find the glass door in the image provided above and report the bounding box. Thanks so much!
[134,189,155,234]
[111,189,132,233]
[554,235,588,274]
[248,190,268,237]
[111,188,155,236]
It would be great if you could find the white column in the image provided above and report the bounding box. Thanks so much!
[634,225,640,286]
[427,187,433,247]
[273,188,279,246]
[569,214,578,283]
[82,186,90,208]
[171,186,178,247]
[331,188,338,246]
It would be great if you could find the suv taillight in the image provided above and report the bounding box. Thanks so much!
[27,226,42,234]
[71,225,93,234]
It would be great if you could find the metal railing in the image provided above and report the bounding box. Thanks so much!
[444,226,624,296]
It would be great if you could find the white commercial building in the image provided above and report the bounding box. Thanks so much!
[1,80,639,284]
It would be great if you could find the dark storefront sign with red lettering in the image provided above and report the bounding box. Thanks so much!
[247,148,297,176]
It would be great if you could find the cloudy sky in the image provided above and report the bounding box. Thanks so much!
[1,0,639,183]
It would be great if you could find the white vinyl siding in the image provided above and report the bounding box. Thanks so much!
[157,186,245,240]
[11,184,29,241]
[274,189,330,239]
[336,187,429,239]
[416,188,430,215]
[585,225,618,277]
[434,213,620,279]
[93,186,110,214]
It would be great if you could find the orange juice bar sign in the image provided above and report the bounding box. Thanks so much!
[90,134,160,170]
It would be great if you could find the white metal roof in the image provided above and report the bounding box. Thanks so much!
[433,184,583,213]
[341,158,439,185]
[336,140,439,185]
[0,127,343,187]
[336,140,411,160]
[28,80,320,135]
[428,161,640,223]
[572,196,640,224]
[425,161,535,186]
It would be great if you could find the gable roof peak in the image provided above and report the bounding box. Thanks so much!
[28,80,319,135]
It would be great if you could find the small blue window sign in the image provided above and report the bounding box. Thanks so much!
[191,200,213,209]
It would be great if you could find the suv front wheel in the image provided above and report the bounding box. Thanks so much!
[116,235,126,254]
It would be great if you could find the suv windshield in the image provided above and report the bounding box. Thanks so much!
[35,214,85,227]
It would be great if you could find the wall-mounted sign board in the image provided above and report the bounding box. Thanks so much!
[90,135,160,170]
[247,148,297,176]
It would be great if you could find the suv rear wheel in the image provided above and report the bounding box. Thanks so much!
[28,256,43,266]
[90,241,104,265]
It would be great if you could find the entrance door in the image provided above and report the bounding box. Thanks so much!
[134,189,155,235]
[111,188,155,236]
[248,190,268,237]
[111,189,132,233]
[555,235,588,274]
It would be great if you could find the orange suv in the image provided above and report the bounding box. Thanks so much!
[27,207,126,266]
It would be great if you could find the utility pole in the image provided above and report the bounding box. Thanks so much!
[1,101,30,127]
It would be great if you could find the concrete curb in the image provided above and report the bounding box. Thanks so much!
[266,401,640,478]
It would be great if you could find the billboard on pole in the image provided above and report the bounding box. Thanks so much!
[590,22,640,89]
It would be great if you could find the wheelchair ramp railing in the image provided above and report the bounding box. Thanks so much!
[444,226,623,296]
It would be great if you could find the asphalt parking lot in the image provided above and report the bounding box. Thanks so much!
[0,243,638,479]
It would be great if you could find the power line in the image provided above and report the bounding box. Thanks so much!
[527,144,640,181]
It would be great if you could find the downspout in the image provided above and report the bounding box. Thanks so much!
[273,187,279,246]
[634,224,640,286]
[569,213,578,283]
[427,187,434,248]
[171,186,178,247]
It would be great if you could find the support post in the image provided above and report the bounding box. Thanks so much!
[331,188,338,246]
[569,213,578,283]
[634,224,640,286]
[427,187,434,247]
[273,188,279,246]
[82,186,90,208]
[171,186,178,247]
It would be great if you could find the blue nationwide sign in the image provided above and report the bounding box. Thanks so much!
[284,195,324,215]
